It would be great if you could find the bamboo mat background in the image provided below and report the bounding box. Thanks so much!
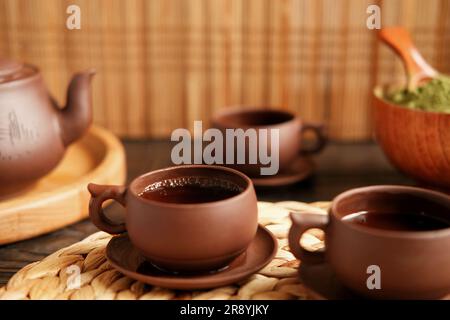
[0,0,449,141]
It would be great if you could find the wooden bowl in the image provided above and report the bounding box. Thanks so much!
[373,87,450,190]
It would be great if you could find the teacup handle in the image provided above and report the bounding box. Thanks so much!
[300,123,327,155]
[87,183,127,234]
[288,212,328,264]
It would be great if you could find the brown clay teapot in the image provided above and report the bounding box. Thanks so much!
[0,58,95,195]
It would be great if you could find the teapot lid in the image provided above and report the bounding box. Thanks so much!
[0,58,37,84]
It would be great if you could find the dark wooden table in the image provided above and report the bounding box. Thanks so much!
[0,141,413,286]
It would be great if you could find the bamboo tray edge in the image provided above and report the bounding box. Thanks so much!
[0,126,127,245]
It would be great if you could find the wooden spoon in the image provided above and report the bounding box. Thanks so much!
[379,26,438,90]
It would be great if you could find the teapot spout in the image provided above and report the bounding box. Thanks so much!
[58,69,96,146]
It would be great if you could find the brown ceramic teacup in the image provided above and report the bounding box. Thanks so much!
[88,165,258,273]
[211,107,327,177]
[289,185,450,299]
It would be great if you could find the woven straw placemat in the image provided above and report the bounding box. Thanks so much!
[0,201,329,300]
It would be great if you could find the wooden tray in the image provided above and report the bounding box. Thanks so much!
[0,126,126,245]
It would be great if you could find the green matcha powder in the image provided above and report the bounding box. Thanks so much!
[385,75,450,113]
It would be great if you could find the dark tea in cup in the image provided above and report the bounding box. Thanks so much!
[138,177,242,204]
[343,211,450,232]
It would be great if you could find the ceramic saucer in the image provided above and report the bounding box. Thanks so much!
[251,156,314,187]
[299,263,359,299]
[299,263,450,300]
[106,225,277,290]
